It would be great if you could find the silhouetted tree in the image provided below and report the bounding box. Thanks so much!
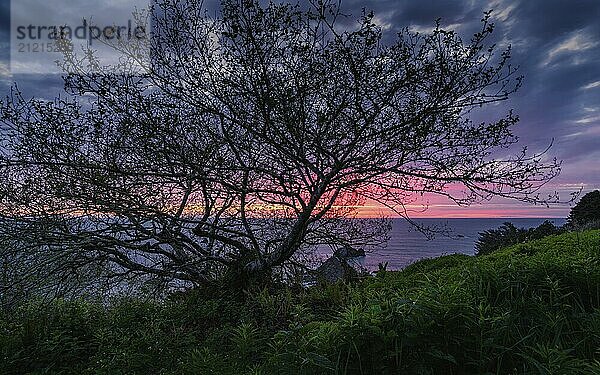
[0,0,560,292]
[529,219,562,239]
[567,190,600,228]
[476,222,524,255]
[475,220,562,256]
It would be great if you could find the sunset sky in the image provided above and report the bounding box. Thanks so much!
[0,0,598,218]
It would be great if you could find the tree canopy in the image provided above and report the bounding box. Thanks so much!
[0,0,560,293]
[568,190,600,228]
[475,220,562,256]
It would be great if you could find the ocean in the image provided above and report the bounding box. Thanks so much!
[347,218,566,271]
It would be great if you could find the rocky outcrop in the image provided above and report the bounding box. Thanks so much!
[303,245,366,286]
[313,255,359,283]
[334,244,366,258]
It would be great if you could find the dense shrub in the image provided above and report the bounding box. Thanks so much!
[568,190,600,228]
[475,220,563,256]
[1,230,599,374]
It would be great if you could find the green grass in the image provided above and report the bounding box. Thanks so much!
[1,230,599,374]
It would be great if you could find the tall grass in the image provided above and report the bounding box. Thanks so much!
[1,230,599,374]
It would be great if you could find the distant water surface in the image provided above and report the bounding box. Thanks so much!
[341,218,566,271]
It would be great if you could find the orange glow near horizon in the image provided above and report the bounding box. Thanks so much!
[181,193,572,220]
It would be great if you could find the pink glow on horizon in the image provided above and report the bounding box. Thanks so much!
[354,205,569,219]
[350,180,597,219]
[352,195,572,219]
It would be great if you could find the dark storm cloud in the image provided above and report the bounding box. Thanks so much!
[0,0,10,94]
[513,0,600,40]
[8,74,64,98]
[333,0,600,179]
[0,0,8,33]
[339,0,474,24]
[385,0,472,24]
[0,0,598,194]
[0,0,9,56]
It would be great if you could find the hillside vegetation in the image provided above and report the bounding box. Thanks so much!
[1,230,599,374]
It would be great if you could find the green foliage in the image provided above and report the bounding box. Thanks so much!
[1,230,599,374]
[568,190,600,228]
[475,220,563,255]
[402,253,472,275]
